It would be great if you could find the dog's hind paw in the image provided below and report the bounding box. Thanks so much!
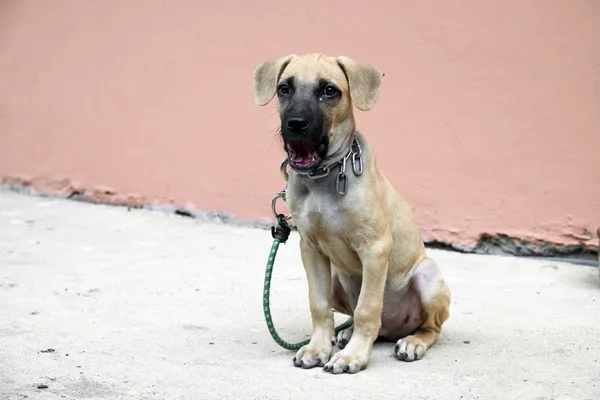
[395,335,426,362]
[334,326,354,349]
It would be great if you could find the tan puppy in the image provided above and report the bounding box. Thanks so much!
[253,53,451,374]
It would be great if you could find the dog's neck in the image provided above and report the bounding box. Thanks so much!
[323,129,357,168]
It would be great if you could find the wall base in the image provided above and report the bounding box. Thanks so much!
[2,182,597,267]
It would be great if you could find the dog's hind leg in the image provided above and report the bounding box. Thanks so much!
[394,258,450,362]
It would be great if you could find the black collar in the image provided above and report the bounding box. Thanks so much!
[283,133,364,195]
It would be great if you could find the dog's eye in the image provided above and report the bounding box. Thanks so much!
[323,85,338,97]
[278,84,290,95]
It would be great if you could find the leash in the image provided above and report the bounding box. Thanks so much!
[262,162,355,351]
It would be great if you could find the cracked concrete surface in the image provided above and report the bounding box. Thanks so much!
[0,191,598,400]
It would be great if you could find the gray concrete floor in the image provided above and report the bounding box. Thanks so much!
[0,191,598,400]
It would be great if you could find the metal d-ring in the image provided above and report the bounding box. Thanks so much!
[280,159,290,182]
[271,191,292,220]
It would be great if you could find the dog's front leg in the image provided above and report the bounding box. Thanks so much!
[324,235,392,374]
[293,238,334,369]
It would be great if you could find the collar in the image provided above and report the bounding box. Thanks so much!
[280,132,364,195]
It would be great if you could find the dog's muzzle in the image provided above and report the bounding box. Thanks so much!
[281,113,328,170]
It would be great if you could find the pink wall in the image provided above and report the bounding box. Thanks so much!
[1,1,599,249]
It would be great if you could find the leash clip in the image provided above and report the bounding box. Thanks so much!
[271,190,292,221]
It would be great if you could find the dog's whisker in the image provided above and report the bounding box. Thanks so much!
[267,129,283,152]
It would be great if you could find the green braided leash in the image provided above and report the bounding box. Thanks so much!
[263,214,354,351]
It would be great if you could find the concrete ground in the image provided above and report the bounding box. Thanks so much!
[0,191,598,400]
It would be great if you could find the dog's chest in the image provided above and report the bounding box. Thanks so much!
[289,185,364,274]
[287,182,346,241]
[292,192,343,233]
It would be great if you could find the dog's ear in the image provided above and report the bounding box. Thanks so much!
[253,55,296,106]
[336,56,384,111]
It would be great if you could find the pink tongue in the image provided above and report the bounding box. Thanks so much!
[288,143,317,166]
[291,152,317,166]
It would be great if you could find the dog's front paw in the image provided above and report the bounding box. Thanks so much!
[293,342,332,369]
[395,335,426,362]
[323,348,368,374]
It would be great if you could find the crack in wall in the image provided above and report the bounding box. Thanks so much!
[426,234,597,266]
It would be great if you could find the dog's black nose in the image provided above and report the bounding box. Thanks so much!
[286,117,309,133]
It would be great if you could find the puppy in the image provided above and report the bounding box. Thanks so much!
[254,53,451,374]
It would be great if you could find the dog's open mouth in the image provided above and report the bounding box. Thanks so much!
[286,140,321,169]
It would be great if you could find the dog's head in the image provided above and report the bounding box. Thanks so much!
[253,53,384,171]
